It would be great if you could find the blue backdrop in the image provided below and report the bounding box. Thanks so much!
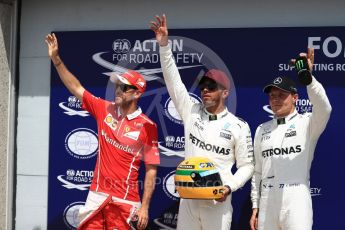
[48,27,345,229]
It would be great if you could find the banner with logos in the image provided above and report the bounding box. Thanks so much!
[48,27,345,229]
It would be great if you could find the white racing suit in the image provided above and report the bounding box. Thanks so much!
[160,45,254,230]
[251,77,332,230]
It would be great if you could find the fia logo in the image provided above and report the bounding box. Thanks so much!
[57,169,92,191]
[59,96,90,117]
[113,39,131,53]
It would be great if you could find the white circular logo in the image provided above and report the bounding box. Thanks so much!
[65,128,98,159]
[164,93,201,124]
[163,170,180,200]
[112,39,131,53]
[68,96,78,103]
[66,169,76,177]
[273,77,282,84]
[67,96,82,108]
[165,136,175,142]
[63,201,85,229]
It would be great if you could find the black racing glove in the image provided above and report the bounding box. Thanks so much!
[294,56,312,85]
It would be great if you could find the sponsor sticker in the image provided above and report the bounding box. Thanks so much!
[220,132,232,140]
[124,131,140,141]
[104,113,118,131]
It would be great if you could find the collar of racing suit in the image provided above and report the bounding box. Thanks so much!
[117,106,142,120]
[203,107,229,121]
[274,109,298,125]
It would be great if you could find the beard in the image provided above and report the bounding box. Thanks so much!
[115,96,123,106]
[115,94,136,107]
[203,99,216,108]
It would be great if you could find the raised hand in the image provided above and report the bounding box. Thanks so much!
[150,14,168,47]
[45,33,61,66]
[290,47,314,72]
[290,48,314,85]
[45,33,59,58]
[306,47,315,71]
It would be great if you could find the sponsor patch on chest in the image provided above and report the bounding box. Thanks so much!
[104,113,118,131]
[220,132,232,140]
[193,121,204,131]
[123,130,141,141]
[285,124,297,137]
[285,130,297,137]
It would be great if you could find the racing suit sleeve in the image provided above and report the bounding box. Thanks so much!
[143,122,160,165]
[82,90,106,119]
[225,122,254,192]
[251,125,262,209]
[159,45,194,122]
[307,76,332,140]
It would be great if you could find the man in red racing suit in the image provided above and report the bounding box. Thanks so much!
[46,33,160,230]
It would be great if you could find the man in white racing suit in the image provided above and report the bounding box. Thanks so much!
[250,48,332,230]
[150,15,254,230]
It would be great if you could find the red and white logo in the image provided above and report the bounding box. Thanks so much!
[104,113,118,131]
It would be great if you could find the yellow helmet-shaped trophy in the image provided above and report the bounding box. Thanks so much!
[175,157,224,199]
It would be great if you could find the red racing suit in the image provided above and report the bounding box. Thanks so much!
[77,90,160,229]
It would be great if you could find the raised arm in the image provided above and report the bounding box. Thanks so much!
[307,76,332,138]
[45,33,85,102]
[291,48,332,138]
[150,14,194,121]
[150,14,169,47]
